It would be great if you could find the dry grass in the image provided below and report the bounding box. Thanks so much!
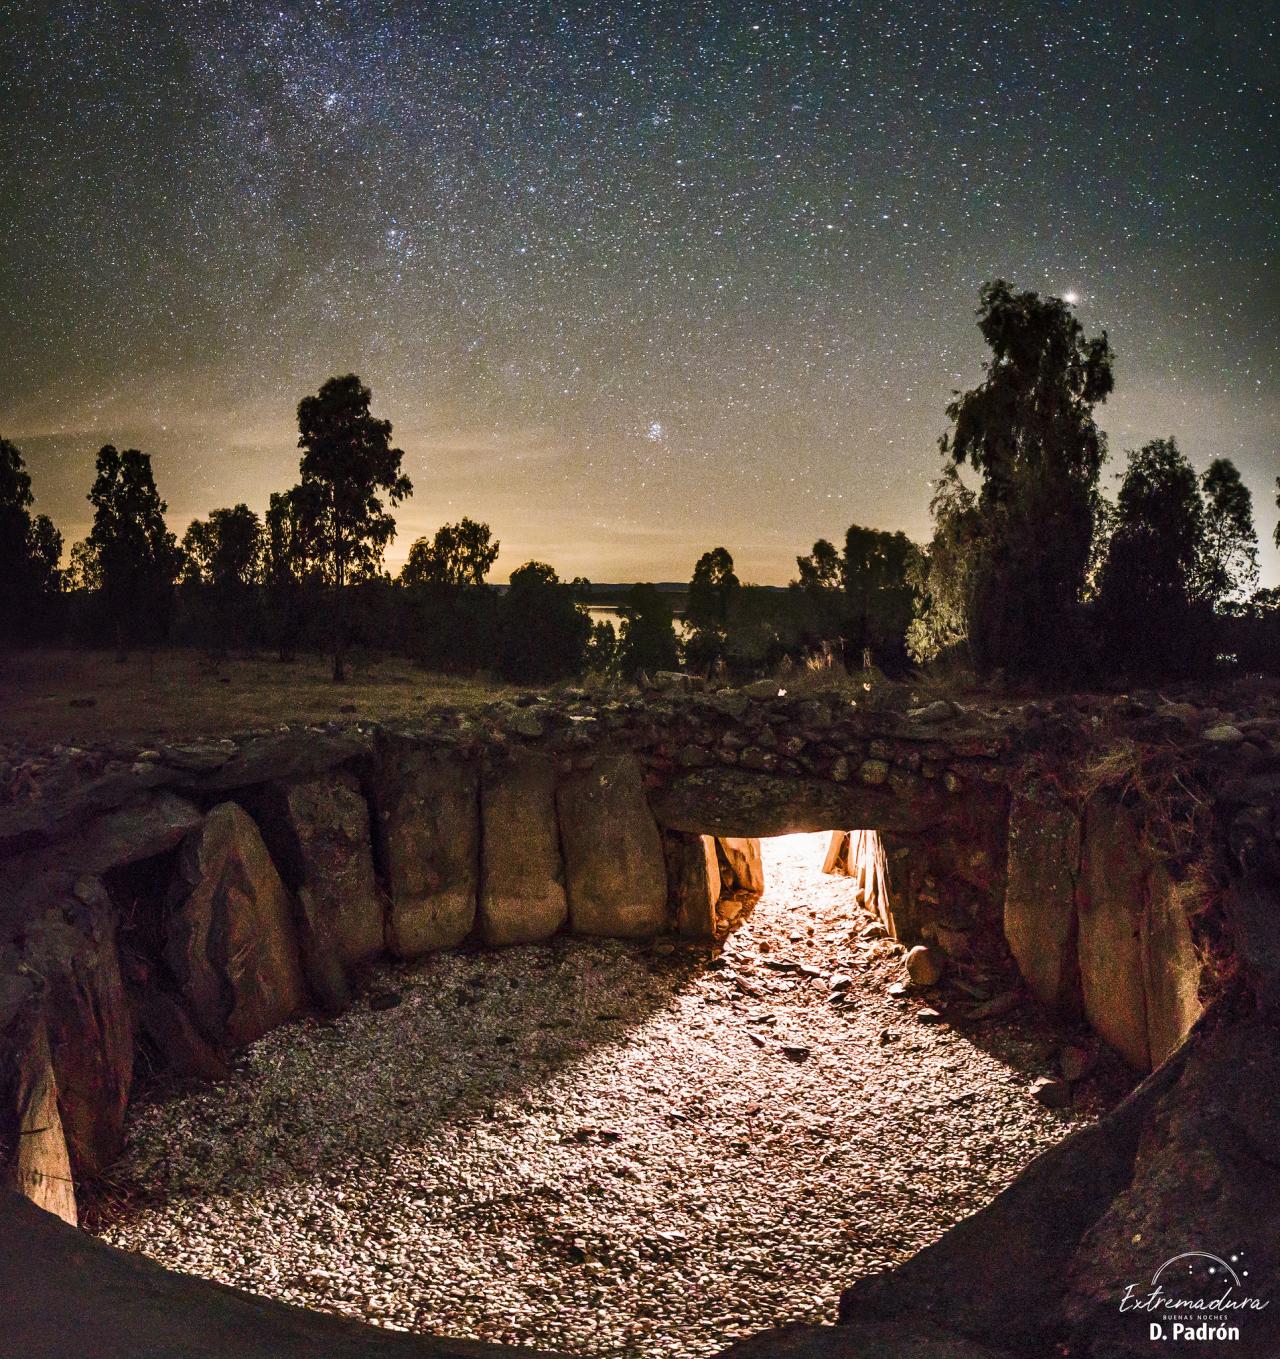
[1075,730,1234,991]
[0,649,517,748]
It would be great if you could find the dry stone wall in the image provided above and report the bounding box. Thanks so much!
[1,681,1276,1230]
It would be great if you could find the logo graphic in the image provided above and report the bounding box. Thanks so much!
[1118,1249,1269,1344]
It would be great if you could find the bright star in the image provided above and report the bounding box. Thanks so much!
[1062,290,1080,305]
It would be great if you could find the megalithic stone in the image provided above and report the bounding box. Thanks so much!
[558,754,669,938]
[480,754,568,947]
[371,751,479,959]
[665,830,722,938]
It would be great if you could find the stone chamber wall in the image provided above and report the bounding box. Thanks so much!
[1,681,1277,1358]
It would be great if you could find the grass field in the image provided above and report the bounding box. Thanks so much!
[0,649,518,747]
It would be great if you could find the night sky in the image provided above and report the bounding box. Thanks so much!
[2,2,1276,584]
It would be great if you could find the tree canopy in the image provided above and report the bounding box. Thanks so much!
[296,374,412,679]
[182,504,263,590]
[938,281,1115,679]
[497,561,590,682]
[1197,457,1258,604]
[401,518,499,588]
[687,547,740,631]
[81,445,182,655]
[0,436,62,642]
[617,583,680,679]
[1094,439,1259,679]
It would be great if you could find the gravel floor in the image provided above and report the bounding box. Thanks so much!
[93,833,1117,1358]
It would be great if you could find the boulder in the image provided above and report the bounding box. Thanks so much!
[1076,795,1151,1070]
[164,803,306,1048]
[557,754,669,938]
[665,831,722,937]
[1059,1008,1280,1356]
[905,943,944,986]
[13,874,134,1178]
[253,773,383,1004]
[199,729,373,791]
[717,837,764,894]
[479,755,566,947]
[1202,723,1244,744]
[1003,785,1083,1016]
[47,790,202,875]
[822,830,851,876]
[906,699,957,724]
[371,751,479,958]
[0,976,77,1225]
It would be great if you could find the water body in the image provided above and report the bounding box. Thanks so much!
[585,605,691,638]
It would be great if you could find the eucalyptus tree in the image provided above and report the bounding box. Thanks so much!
[296,375,413,681]
[936,280,1114,678]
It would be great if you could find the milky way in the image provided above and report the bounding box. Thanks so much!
[1,2,1276,583]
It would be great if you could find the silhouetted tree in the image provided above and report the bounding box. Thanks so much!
[796,538,841,594]
[1197,458,1258,604]
[81,445,182,657]
[66,538,102,592]
[181,503,263,655]
[687,548,739,630]
[497,561,590,682]
[841,525,919,674]
[617,583,680,679]
[296,375,412,681]
[263,483,325,661]
[791,537,846,660]
[719,585,818,677]
[584,618,618,674]
[940,281,1114,679]
[182,504,262,590]
[1095,440,1208,678]
[685,547,740,672]
[0,437,63,644]
[401,517,499,587]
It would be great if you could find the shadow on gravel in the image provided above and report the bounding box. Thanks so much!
[86,935,716,1223]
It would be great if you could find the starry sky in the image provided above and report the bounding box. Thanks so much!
[1,1,1276,585]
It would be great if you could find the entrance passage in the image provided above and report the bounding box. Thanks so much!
[92,831,1097,1359]
[820,830,892,930]
[703,829,892,942]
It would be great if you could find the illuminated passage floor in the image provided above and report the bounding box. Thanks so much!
[93,834,1107,1359]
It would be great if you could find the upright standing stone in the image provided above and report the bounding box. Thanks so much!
[371,750,479,958]
[479,754,568,947]
[1141,858,1203,1066]
[1,968,77,1225]
[164,803,306,1048]
[665,831,722,937]
[15,874,135,1178]
[558,754,669,938]
[717,837,764,894]
[1003,785,1083,1016]
[822,830,852,875]
[252,773,383,1012]
[1077,795,1150,1070]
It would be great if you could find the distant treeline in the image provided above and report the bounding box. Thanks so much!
[2,286,1278,685]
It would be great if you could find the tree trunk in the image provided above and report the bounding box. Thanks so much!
[332,554,346,684]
